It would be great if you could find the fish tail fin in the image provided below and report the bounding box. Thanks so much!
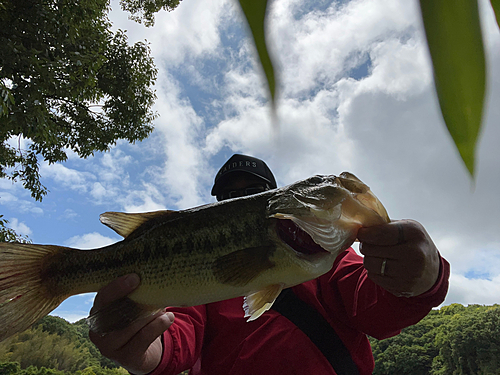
[0,243,66,342]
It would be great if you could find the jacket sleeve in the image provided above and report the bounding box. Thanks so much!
[319,248,450,340]
[148,305,207,375]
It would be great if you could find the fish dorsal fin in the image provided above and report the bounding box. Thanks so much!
[100,210,176,238]
[244,283,284,321]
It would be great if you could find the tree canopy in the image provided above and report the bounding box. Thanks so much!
[0,0,164,201]
[0,305,498,375]
[119,0,182,27]
[370,304,500,375]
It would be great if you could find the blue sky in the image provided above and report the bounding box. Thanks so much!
[2,0,500,322]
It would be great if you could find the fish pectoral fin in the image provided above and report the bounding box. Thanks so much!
[100,210,177,238]
[212,246,275,287]
[243,283,284,321]
[86,296,161,334]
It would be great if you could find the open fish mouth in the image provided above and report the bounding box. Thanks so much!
[276,219,329,256]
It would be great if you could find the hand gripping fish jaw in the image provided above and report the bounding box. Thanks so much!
[269,173,389,255]
[0,173,390,341]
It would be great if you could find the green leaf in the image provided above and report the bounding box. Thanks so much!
[419,0,486,176]
[237,0,276,107]
[491,0,500,29]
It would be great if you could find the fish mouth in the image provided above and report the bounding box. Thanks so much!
[276,219,330,256]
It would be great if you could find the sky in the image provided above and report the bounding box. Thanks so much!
[1,0,500,323]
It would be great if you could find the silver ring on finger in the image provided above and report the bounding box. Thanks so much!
[380,258,387,277]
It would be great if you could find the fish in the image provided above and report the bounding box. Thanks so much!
[0,172,389,342]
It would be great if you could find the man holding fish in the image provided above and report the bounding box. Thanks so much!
[89,154,450,375]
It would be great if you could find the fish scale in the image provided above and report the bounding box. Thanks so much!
[0,173,390,341]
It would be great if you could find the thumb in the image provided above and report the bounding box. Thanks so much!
[92,273,141,312]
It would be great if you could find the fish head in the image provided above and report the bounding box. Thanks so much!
[268,173,390,257]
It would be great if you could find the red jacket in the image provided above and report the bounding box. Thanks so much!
[152,248,450,375]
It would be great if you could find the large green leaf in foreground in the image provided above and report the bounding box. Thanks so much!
[419,0,486,176]
[491,0,500,29]
[237,0,276,107]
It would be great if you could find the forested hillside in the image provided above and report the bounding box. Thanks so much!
[370,304,500,374]
[0,316,122,375]
[0,304,499,375]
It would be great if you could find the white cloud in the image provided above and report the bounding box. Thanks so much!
[200,0,500,308]
[445,273,500,306]
[41,163,96,194]
[65,232,119,250]
[109,0,229,64]
[268,0,420,96]
[4,0,499,312]
[122,182,168,212]
[0,190,44,215]
[96,150,132,183]
[60,209,78,220]
[150,73,211,209]
[7,218,32,236]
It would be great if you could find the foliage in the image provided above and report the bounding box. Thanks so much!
[0,0,158,201]
[0,361,21,375]
[0,315,127,373]
[433,305,500,374]
[0,362,128,375]
[70,320,119,369]
[237,0,498,177]
[119,0,182,27]
[0,326,94,371]
[237,0,276,108]
[370,309,447,374]
[1,305,499,375]
[419,0,485,176]
[32,317,118,370]
[0,216,30,243]
[370,304,500,375]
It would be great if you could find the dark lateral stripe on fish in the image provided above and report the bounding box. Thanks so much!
[40,216,272,293]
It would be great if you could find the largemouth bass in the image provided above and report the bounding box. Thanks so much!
[0,173,389,342]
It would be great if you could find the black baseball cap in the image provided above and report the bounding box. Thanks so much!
[211,154,277,196]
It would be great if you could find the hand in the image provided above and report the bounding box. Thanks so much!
[358,220,440,297]
[89,274,175,375]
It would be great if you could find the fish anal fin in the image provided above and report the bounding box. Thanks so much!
[99,210,176,238]
[86,296,161,334]
[212,246,275,287]
[244,283,284,321]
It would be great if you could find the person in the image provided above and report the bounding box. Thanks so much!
[89,154,450,375]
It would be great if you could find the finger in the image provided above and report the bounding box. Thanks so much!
[363,256,391,277]
[122,312,175,355]
[359,242,404,258]
[92,274,141,312]
[91,308,167,351]
[357,220,407,246]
